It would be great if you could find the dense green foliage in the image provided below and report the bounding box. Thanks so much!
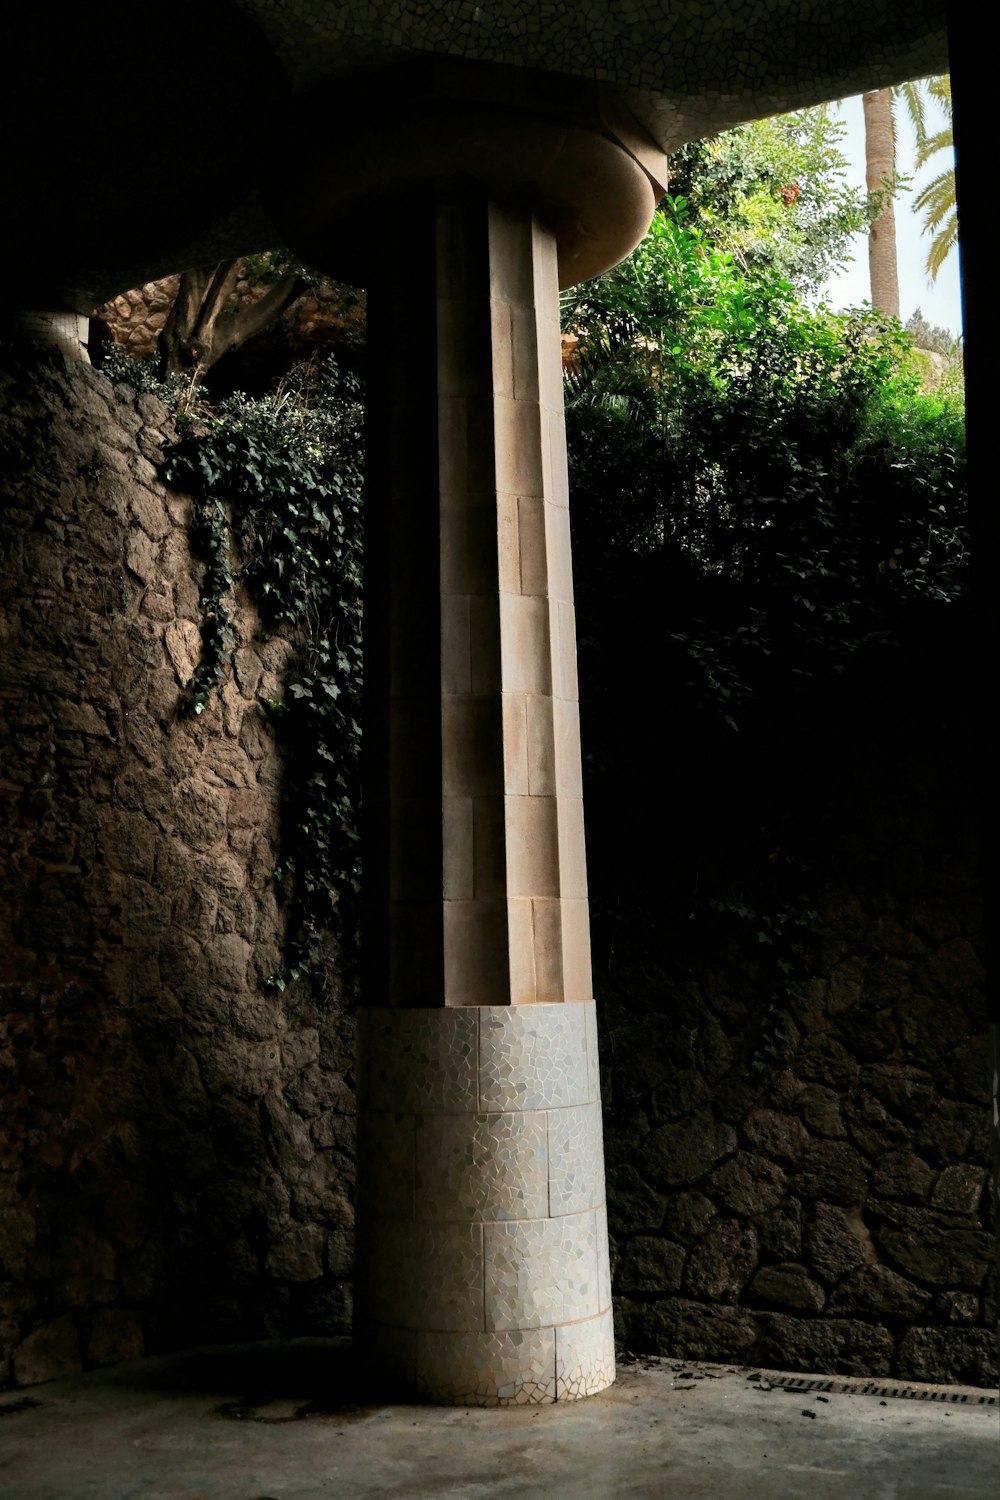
[562,199,966,724]
[905,306,961,359]
[667,107,874,294]
[161,358,365,985]
[561,196,967,1009]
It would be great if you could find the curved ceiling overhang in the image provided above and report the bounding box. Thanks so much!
[0,0,949,312]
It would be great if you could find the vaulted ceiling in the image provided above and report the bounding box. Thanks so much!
[1,0,949,311]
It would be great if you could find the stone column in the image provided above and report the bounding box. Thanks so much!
[271,61,665,1405]
[356,185,610,1404]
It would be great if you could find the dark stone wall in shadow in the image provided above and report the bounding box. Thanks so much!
[0,350,355,1388]
[579,559,995,1386]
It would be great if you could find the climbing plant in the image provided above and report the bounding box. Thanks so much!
[160,355,365,987]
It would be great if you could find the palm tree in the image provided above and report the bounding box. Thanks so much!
[911,76,956,281]
[862,88,899,316]
[861,76,954,315]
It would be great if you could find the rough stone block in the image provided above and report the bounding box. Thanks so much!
[931,1163,987,1216]
[660,1190,715,1246]
[897,1326,997,1387]
[684,1218,758,1303]
[615,1296,756,1364]
[747,1263,826,1313]
[793,1140,868,1208]
[804,1204,873,1284]
[638,1112,736,1190]
[84,1308,144,1369]
[13,1317,82,1386]
[606,1166,667,1237]
[827,1264,927,1319]
[871,1149,935,1205]
[742,1109,809,1166]
[871,1204,993,1287]
[707,1155,786,1217]
[749,1314,894,1378]
[617,1235,685,1293]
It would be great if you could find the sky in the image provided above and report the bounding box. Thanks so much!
[819,93,963,338]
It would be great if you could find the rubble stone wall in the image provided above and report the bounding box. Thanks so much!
[602,759,995,1386]
[0,349,355,1389]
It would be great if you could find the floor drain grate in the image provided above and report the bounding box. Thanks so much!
[766,1375,997,1407]
[766,1377,836,1393]
[0,1398,44,1418]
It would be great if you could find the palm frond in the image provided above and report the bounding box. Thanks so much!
[891,74,956,283]
[925,212,958,279]
[912,167,958,279]
[893,78,929,139]
[894,73,952,145]
[914,125,953,171]
[913,168,956,226]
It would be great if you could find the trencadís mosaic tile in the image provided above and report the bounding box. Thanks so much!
[356,1217,484,1331]
[547,1100,605,1217]
[584,996,602,1100]
[484,1209,601,1330]
[555,1309,616,1400]
[417,1326,557,1405]
[364,1004,479,1113]
[356,1108,415,1218]
[234,1,949,157]
[415,1108,549,1222]
[479,1001,591,1111]
[355,1003,614,1401]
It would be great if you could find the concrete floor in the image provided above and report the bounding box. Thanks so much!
[0,1339,996,1500]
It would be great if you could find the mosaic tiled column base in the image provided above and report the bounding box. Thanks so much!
[355,1002,614,1405]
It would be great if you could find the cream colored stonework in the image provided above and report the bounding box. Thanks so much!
[356,1003,613,1404]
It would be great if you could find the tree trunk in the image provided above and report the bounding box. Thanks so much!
[157,261,306,381]
[863,88,900,318]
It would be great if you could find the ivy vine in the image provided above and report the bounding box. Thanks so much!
[159,356,365,989]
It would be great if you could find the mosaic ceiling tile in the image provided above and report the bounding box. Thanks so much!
[232,0,949,154]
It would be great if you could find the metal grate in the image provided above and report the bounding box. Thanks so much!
[0,1398,44,1418]
[765,1374,997,1407]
